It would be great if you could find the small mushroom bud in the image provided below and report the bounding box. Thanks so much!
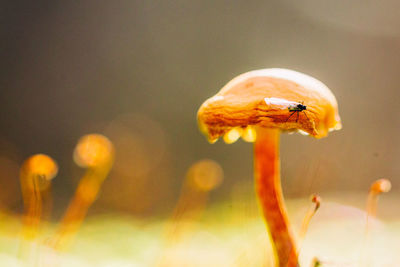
[299,194,321,249]
[363,178,391,266]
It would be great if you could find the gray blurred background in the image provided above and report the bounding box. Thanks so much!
[1,0,399,218]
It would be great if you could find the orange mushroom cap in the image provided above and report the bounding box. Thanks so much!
[21,154,58,181]
[370,178,391,194]
[73,134,114,168]
[20,154,58,190]
[197,68,341,142]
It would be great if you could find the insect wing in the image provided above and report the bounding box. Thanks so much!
[264,97,299,110]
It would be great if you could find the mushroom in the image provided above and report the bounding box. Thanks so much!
[366,178,391,218]
[20,154,58,240]
[363,178,391,266]
[197,68,341,266]
[49,134,114,250]
[165,159,223,243]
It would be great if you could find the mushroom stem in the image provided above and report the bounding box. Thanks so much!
[49,165,111,250]
[20,154,58,241]
[21,176,42,240]
[299,194,321,241]
[48,134,114,250]
[254,127,298,267]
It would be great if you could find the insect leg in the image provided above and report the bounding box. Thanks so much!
[296,111,299,122]
[285,111,296,122]
[303,111,310,121]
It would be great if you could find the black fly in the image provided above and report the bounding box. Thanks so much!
[263,98,310,123]
[286,102,309,122]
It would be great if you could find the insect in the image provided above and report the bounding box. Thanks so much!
[264,97,309,122]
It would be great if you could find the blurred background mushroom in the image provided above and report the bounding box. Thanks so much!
[20,154,58,241]
[49,134,114,250]
[1,1,399,215]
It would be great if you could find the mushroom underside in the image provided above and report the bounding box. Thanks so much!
[200,106,319,142]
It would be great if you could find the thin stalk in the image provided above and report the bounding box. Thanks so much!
[254,127,298,267]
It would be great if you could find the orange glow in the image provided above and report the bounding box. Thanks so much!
[188,159,223,192]
[73,134,114,168]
